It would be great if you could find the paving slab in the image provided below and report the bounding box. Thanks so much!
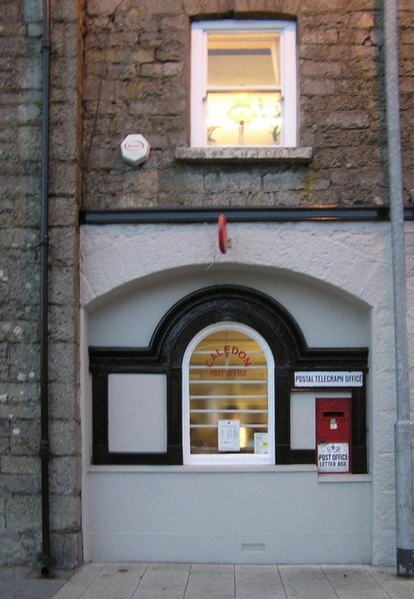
[131,563,190,599]
[235,565,286,599]
[52,563,105,599]
[322,565,389,599]
[184,564,235,599]
[278,564,339,598]
[364,565,414,599]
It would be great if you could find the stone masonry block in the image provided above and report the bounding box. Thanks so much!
[349,11,374,29]
[48,226,79,266]
[235,0,301,15]
[49,456,81,496]
[49,266,78,305]
[140,62,183,78]
[1,473,41,495]
[17,126,41,162]
[0,436,9,455]
[0,402,40,423]
[161,169,204,193]
[0,535,28,566]
[0,497,4,530]
[135,0,183,15]
[325,111,370,129]
[9,419,40,456]
[49,342,78,385]
[5,494,41,532]
[87,0,125,16]
[49,303,78,344]
[21,0,42,23]
[8,344,38,384]
[160,15,188,34]
[263,170,308,191]
[51,22,79,59]
[156,40,185,62]
[49,197,79,228]
[0,382,38,406]
[0,343,7,380]
[1,456,40,474]
[183,0,234,17]
[50,531,82,569]
[49,382,79,421]
[49,419,81,457]
[20,56,42,90]
[50,495,81,532]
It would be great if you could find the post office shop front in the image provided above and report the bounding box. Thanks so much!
[79,217,396,565]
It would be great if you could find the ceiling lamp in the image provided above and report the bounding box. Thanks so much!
[227,94,256,145]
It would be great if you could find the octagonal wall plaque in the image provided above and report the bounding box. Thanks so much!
[120,134,151,166]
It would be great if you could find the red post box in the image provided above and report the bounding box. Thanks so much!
[316,398,351,473]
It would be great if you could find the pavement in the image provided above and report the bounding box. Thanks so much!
[0,566,69,599]
[1,562,414,599]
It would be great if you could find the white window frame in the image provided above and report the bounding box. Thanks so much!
[190,19,297,148]
[182,321,275,466]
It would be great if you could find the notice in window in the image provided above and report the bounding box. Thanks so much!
[218,419,240,452]
[254,433,269,454]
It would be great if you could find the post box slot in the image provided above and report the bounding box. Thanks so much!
[322,411,345,417]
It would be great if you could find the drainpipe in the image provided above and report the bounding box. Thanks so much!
[384,0,414,577]
[40,0,52,575]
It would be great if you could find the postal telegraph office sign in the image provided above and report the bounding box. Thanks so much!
[294,371,363,388]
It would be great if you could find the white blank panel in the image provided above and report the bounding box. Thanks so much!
[108,374,167,453]
[290,392,316,450]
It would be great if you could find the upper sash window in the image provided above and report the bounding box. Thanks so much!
[191,20,297,147]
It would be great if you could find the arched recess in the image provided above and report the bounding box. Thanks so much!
[89,285,368,470]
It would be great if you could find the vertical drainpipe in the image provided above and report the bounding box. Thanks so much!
[384,0,414,577]
[40,0,51,575]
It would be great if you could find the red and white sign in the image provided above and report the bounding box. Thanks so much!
[120,134,151,166]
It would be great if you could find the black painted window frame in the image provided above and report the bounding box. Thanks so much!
[89,285,368,472]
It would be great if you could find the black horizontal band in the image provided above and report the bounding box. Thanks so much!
[80,206,414,225]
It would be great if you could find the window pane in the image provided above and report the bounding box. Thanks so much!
[189,329,269,455]
[208,33,280,87]
[207,91,282,145]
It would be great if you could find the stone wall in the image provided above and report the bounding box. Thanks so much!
[399,0,414,203]
[0,0,82,568]
[82,0,413,211]
[1,0,44,566]
[48,0,83,569]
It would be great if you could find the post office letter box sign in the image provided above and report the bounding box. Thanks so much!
[316,398,351,473]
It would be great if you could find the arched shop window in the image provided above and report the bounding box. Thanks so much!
[89,285,368,472]
[183,322,275,465]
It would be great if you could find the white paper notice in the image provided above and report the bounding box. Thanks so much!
[254,433,269,454]
[218,420,240,452]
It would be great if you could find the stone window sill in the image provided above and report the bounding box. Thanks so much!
[175,146,313,164]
